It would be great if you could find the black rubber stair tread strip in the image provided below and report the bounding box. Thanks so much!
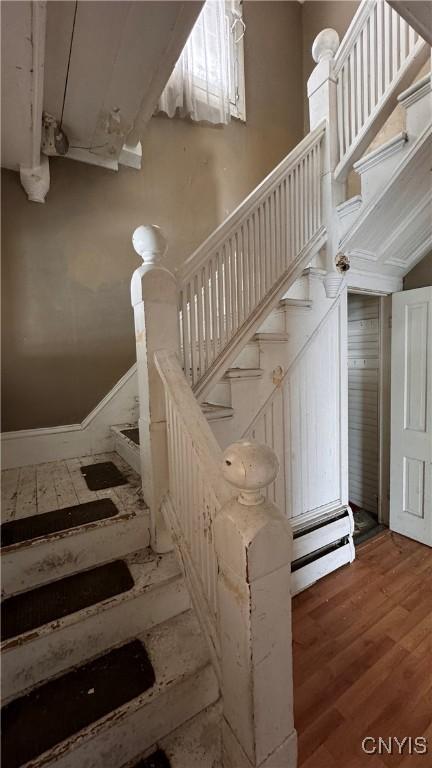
[1,560,134,642]
[1,640,156,768]
[121,428,140,446]
[81,461,128,490]
[1,498,119,548]
[133,750,171,768]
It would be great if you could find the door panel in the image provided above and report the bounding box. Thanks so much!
[390,287,432,545]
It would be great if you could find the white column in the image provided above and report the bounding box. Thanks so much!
[131,225,180,553]
[308,28,346,298]
[215,441,297,768]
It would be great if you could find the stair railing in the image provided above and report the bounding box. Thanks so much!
[154,348,297,768]
[329,0,428,180]
[177,122,327,400]
[131,233,297,765]
[307,0,429,295]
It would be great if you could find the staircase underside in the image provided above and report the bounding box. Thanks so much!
[342,125,432,278]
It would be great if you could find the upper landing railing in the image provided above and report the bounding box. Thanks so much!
[329,0,429,179]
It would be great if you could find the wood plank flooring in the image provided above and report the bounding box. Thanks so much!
[293,531,432,767]
[1,453,146,524]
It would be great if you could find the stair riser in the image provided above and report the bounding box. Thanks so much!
[256,307,286,334]
[203,378,231,407]
[359,149,407,203]
[406,94,432,140]
[400,75,432,142]
[2,578,189,703]
[113,433,141,474]
[283,272,310,300]
[231,342,260,370]
[1,512,150,597]
[26,664,218,768]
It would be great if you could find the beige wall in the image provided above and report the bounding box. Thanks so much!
[2,0,307,431]
[403,253,432,290]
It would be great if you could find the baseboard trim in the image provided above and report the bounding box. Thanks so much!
[1,366,138,470]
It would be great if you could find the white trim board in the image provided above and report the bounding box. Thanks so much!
[347,270,402,295]
[1,366,138,470]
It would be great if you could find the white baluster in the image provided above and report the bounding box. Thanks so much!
[216,440,297,768]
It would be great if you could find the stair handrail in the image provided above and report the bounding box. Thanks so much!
[154,348,231,678]
[178,121,326,283]
[176,121,327,397]
[328,0,429,179]
[154,347,297,768]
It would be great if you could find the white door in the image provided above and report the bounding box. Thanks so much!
[390,287,432,545]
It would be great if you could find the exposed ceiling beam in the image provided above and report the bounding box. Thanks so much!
[1,0,50,202]
[43,1,203,172]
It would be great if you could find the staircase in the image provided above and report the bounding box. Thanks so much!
[1,454,219,768]
[1,1,431,767]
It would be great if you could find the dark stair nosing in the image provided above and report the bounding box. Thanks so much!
[81,461,128,491]
[1,560,134,642]
[1,640,156,768]
[1,498,119,548]
[132,750,171,768]
[121,428,140,446]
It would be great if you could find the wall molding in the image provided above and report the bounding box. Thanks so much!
[353,132,408,175]
[347,269,403,294]
[1,365,138,470]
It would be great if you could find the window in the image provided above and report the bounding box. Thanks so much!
[158,0,246,125]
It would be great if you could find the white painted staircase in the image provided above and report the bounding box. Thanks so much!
[1,2,431,767]
[1,457,220,768]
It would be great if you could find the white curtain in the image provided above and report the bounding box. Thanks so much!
[158,0,231,125]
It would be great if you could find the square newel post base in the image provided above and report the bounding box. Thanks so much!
[223,719,297,768]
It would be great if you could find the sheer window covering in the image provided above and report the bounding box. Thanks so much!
[158,0,245,125]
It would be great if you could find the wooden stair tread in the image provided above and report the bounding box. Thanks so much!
[1,498,119,548]
[279,298,312,309]
[223,367,263,378]
[200,403,234,420]
[1,560,134,642]
[253,332,289,342]
[1,640,155,768]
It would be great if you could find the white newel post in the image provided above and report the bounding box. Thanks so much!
[215,441,297,768]
[308,29,346,299]
[131,225,179,553]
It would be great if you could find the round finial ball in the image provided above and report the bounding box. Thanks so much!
[312,28,340,63]
[222,440,279,492]
[132,225,167,264]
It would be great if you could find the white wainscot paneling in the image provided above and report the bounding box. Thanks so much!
[248,297,347,523]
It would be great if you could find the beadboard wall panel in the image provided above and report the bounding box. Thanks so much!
[248,295,348,525]
[348,294,379,512]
